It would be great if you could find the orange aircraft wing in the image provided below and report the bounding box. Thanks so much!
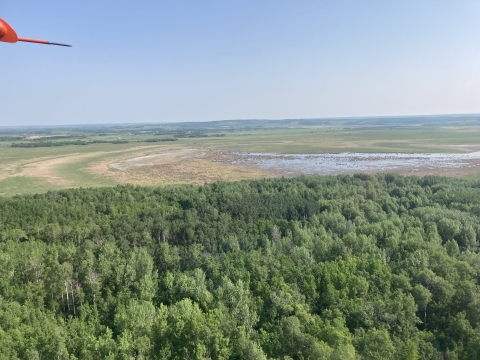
[0,18,71,47]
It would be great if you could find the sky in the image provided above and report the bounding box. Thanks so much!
[1,1,480,126]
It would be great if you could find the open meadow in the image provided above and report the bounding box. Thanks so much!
[2,117,480,196]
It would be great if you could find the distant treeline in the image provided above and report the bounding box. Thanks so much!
[11,140,90,147]
[0,136,24,142]
[31,135,86,141]
[11,140,129,148]
[91,140,129,144]
[109,140,129,144]
[172,132,226,138]
[10,138,183,148]
[144,138,178,142]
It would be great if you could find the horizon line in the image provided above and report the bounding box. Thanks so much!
[1,112,480,129]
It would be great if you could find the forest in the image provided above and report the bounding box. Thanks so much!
[1,174,480,359]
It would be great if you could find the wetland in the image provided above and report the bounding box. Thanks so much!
[2,116,480,196]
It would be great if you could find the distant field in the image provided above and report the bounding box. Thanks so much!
[1,120,480,196]
[181,126,480,153]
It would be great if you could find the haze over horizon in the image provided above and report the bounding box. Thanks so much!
[2,1,480,126]
[1,113,480,130]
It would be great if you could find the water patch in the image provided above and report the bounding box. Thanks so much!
[228,151,480,175]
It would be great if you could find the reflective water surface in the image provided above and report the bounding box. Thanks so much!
[229,151,480,175]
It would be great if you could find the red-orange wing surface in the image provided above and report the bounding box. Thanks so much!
[0,18,71,47]
[0,18,19,43]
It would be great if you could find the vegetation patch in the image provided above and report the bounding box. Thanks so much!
[1,175,480,358]
[2,120,480,196]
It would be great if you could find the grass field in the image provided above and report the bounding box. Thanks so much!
[1,122,480,196]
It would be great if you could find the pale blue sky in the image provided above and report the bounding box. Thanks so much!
[1,1,480,126]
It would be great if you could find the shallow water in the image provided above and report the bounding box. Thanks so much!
[230,151,480,175]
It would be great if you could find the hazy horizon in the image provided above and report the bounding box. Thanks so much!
[1,113,479,130]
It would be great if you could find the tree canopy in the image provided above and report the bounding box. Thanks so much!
[1,174,480,359]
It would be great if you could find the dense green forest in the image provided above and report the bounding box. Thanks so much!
[1,174,480,359]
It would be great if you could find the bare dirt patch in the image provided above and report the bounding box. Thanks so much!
[109,148,204,171]
[90,149,280,186]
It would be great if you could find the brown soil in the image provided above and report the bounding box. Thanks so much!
[89,149,281,185]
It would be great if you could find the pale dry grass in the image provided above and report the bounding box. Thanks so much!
[19,152,109,186]
[0,144,178,187]
[88,149,279,186]
[0,155,76,182]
